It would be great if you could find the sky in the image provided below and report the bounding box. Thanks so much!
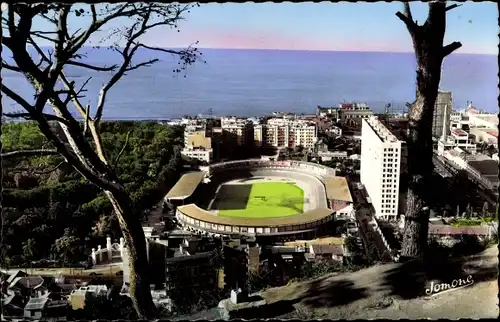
[19,2,500,55]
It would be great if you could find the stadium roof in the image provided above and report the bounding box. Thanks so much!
[468,160,498,177]
[177,204,333,227]
[165,171,206,200]
[323,176,353,202]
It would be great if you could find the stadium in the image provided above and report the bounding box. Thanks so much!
[164,159,354,241]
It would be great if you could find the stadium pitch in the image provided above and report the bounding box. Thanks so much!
[214,182,304,218]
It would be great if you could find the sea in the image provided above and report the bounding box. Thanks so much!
[2,48,498,120]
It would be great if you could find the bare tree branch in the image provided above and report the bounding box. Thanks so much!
[2,149,60,159]
[395,3,418,34]
[445,4,462,12]
[83,104,91,136]
[66,60,118,71]
[124,59,159,72]
[2,61,22,72]
[113,130,132,169]
[63,76,91,105]
[31,31,58,43]
[34,161,67,174]
[442,41,462,58]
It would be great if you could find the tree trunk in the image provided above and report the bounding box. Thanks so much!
[397,2,462,260]
[400,32,443,260]
[104,187,157,319]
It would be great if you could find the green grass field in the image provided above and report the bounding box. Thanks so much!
[216,182,304,219]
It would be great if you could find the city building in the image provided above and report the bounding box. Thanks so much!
[265,117,317,149]
[470,128,498,148]
[183,119,208,147]
[253,124,264,147]
[307,244,345,262]
[24,297,49,320]
[325,125,342,137]
[338,102,373,127]
[69,285,108,310]
[163,239,249,312]
[466,106,498,129]
[360,117,402,220]
[221,117,254,146]
[432,90,453,138]
[316,106,340,121]
[181,132,213,164]
[449,110,470,133]
[437,128,477,155]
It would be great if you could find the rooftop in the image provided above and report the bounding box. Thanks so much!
[177,204,334,227]
[364,117,400,143]
[452,128,468,137]
[166,251,211,264]
[10,276,44,289]
[24,296,49,311]
[311,244,344,256]
[323,176,353,203]
[165,171,206,200]
[283,236,344,247]
[71,284,108,295]
[468,160,498,177]
[485,130,498,138]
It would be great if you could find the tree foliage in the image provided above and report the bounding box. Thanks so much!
[2,121,185,267]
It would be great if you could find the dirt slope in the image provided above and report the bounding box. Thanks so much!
[261,246,499,319]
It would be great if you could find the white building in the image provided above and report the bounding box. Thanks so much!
[360,117,402,220]
[220,117,254,146]
[183,119,207,147]
[265,117,317,149]
[325,125,342,137]
[437,128,477,156]
[181,132,213,164]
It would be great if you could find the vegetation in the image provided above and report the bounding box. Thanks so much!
[449,217,495,227]
[2,3,202,318]
[2,121,185,268]
[396,2,463,260]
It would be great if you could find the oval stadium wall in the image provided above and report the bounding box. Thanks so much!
[173,159,352,238]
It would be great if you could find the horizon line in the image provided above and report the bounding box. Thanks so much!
[194,47,496,55]
[34,45,496,56]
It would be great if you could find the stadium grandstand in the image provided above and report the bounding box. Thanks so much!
[163,159,354,241]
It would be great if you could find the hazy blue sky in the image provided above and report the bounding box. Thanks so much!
[26,2,499,54]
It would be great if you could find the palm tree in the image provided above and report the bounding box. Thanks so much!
[209,238,225,290]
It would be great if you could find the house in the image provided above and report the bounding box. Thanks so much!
[69,285,108,310]
[9,275,47,298]
[24,296,49,320]
[308,244,345,262]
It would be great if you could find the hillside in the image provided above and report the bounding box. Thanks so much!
[258,246,498,319]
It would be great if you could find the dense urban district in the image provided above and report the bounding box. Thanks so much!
[1,94,499,319]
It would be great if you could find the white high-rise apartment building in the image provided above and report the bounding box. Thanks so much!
[221,117,254,146]
[266,118,317,149]
[360,117,402,220]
